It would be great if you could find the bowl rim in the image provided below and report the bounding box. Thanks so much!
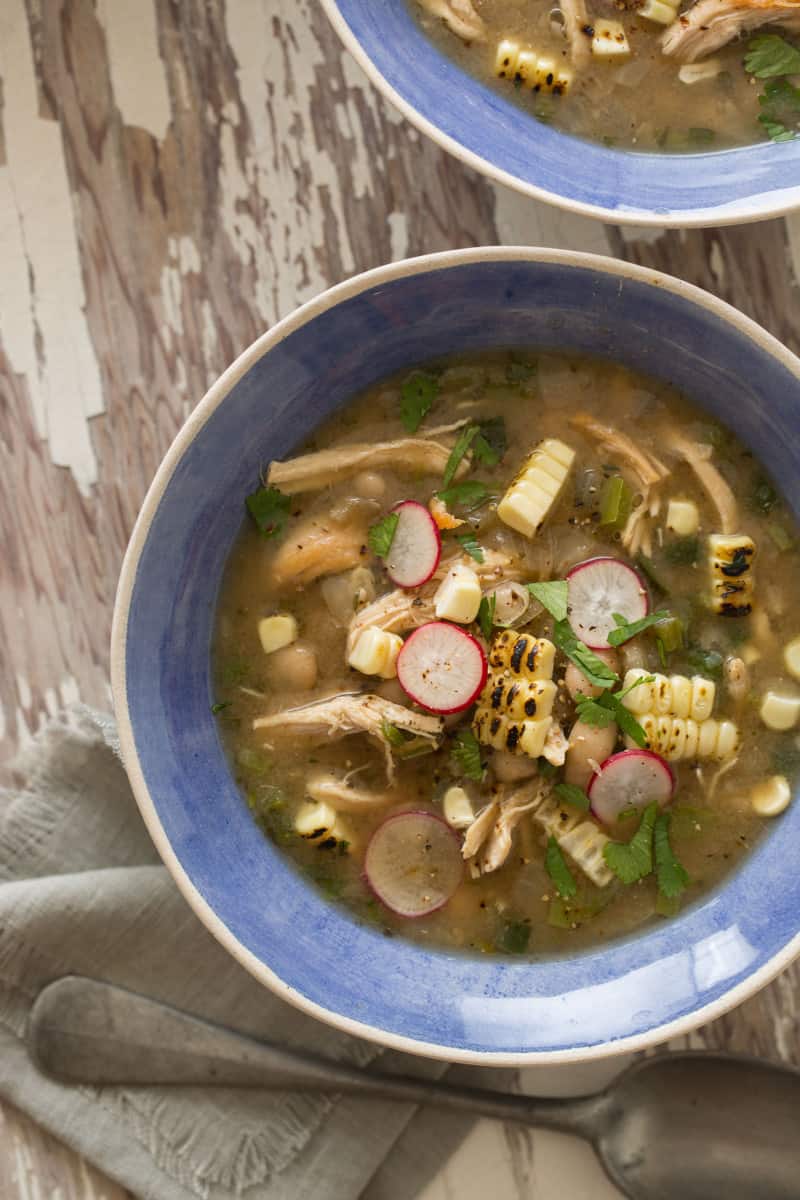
[112,246,800,1065]
[319,0,800,229]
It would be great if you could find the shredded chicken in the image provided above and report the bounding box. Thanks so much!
[306,770,393,812]
[271,509,369,588]
[662,0,800,62]
[417,0,487,40]
[667,434,738,534]
[542,721,569,767]
[462,781,547,875]
[345,549,522,657]
[268,423,470,494]
[570,412,670,556]
[253,693,443,779]
[559,0,592,61]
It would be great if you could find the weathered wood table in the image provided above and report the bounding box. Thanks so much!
[1,1,798,1197]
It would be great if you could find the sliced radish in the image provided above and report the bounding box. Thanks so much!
[364,810,463,918]
[397,621,487,714]
[588,749,675,825]
[385,501,441,589]
[566,557,649,650]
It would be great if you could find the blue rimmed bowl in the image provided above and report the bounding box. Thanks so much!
[320,0,800,227]
[112,248,800,1064]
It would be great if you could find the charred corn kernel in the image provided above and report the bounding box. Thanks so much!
[258,614,298,655]
[760,690,800,732]
[443,785,475,830]
[348,627,402,678]
[497,439,575,538]
[666,498,699,536]
[591,18,631,58]
[433,563,482,624]
[622,670,715,721]
[532,793,614,887]
[626,715,738,760]
[784,637,800,681]
[495,38,520,77]
[752,775,791,817]
[474,631,557,759]
[709,533,756,617]
[640,0,678,24]
[294,800,351,850]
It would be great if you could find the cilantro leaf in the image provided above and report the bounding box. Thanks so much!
[451,728,484,781]
[477,592,496,642]
[457,532,485,563]
[381,719,407,748]
[553,619,619,690]
[527,580,569,622]
[368,512,400,558]
[400,371,438,433]
[758,76,800,142]
[745,33,800,79]
[607,610,671,647]
[246,485,291,539]
[574,693,618,729]
[654,812,690,900]
[575,674,654,749]
[442,425,480,488]
[472,417,507,467]
[437,480,492,510]
[554,782,590,811]
[603,802,658,884]
[497,918,531,954]
[545,836,578,899]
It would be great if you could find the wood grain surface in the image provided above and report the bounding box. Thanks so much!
[1,1,798,1197]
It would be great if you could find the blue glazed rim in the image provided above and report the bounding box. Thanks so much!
[112,248,800,1064]
[320,0,800,227]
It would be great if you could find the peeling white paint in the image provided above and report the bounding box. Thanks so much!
[201,299,219,385]
[387,211,409,261]
[97,0,170,140]
[15,674,31,709]
[0,0,104,494]
[491,183,612,255]
[43,687,58,718]
[58,675,81,707]
[786,213,800,288]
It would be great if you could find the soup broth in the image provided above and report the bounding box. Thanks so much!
[408,0,800,150]
[213,351,800,958]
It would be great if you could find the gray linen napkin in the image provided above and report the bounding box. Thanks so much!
[0,708,514,1200]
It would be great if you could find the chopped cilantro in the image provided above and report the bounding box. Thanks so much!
[497,918,531,954]
[744,33,800,78]
[756,74,800,140]
[400,370,438,432]
[457,531,485,563]
[211,701,231,714]
[437,480,492,510]
[553,619,619,690]
[368,512,400,558]
[442,424,480,488]
[472,417,507,466]
[545,836,578,899]
[246,484,291,539]
[607,609,671,647]
[477,592,496,642]
[686,646,724,682]
[574,683,651,748]
[554,782,591,811]
[527,579,569,622]
[603,802,658,884]
[749,476,779,514]
[451,728,484,781]
[654,812,690,900]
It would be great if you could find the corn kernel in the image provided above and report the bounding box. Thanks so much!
[258,614,298,655]
[751,775,791,817]
[760,690,800,732]
[666,499,700,536]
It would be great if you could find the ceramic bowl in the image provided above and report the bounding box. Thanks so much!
[112,248,800,1064]
[320,0,800,227]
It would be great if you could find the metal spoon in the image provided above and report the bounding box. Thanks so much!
[28,977,800,1200]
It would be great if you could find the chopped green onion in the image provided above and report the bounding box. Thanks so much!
[647,615,684,655]
[381,719,407,748]
[598,475,633,530]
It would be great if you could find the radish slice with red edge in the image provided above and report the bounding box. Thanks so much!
[588,749,675,825]
[385,500,441,589]
[566,557,649,650]
[364,810,463,918]
[397,621,487,714]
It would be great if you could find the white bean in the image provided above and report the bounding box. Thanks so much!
[267,642,318,691]
[565,720,618,791]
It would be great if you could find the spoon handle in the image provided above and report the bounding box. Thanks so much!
[28,977,606,1139]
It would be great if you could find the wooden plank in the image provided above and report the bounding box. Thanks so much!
[0,0,798,1195]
